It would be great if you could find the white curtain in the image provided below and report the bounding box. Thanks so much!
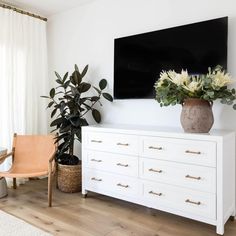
[0,7,48,172]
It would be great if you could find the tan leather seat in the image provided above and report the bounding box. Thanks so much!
[0,134,57,206]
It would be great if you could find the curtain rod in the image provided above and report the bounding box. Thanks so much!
[0,3,47,22]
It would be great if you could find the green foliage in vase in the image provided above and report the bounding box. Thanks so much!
[154,65,236,109]
[41,64,113,165]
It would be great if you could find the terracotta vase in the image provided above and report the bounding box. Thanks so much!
[180,98,214,133]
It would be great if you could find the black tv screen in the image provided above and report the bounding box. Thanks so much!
[114,17,228,99]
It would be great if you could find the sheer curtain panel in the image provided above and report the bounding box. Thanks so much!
[0,7,48,172]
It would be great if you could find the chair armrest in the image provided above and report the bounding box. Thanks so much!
[48,151,56,175]
[49,151,56,163]
[0,152,13,164]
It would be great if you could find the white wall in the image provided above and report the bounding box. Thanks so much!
[47,0,236,130]
[48,0,236,207]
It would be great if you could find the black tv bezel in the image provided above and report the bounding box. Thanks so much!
[113,16,228,100]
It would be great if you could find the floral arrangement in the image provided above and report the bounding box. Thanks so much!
[154,66,236,109]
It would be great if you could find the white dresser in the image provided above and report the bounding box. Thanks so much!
[82,124,235,235]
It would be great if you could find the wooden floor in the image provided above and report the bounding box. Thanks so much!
[0,179,235,236]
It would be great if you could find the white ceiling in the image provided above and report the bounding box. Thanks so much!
[0,0,95,17]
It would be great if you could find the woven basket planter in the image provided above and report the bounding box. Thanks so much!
[57,163,81,193]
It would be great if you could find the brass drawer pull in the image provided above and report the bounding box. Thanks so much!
[149,168,163,173]
[185,174,201,180]
[148,146,163,150]
[91,140,102,143]
[149,191,162,196]
[185,150,201,155]
[91,159,102,162]
[91,177,102,182]
[117,143,129,146]
[117,163,129,167]
[117,183,129,188]
[185,199,201,205]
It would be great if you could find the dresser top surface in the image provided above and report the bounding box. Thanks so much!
[82,124,235,140]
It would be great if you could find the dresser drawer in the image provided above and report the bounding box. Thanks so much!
[85,132,139,155]
[85,170,142,197]
[84,151,138,177]
[140,158,216,193]
[143,181,216,219]
[141,137,216,167]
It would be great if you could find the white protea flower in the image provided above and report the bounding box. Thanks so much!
[160,71,169,81]
[167,70,177,81]
[168,70,190,86]
[183,80,202,93]
[211,71,232,88]
[155,71,169,87]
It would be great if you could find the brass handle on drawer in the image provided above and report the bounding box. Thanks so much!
[185,199,201,205]
[117,183,129,188]
[148,146,163,150]
[91,159,102,162]
[185,174,201,180]
[149,191,162,196]
[149,168,163,173]
[117,143,129,146]
[185,150,201,155]
[91,177,102,182]
[117,163,129,167]
[91,140,102,143]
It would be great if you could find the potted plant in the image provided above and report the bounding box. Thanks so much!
[42,64,113,192]
[154,65,236,133]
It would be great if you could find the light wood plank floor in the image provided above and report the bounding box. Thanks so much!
[0,179,235,236]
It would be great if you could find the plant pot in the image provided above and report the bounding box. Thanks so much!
[57,163,81,193]
[180,98,214,133]
[0,177,7,198]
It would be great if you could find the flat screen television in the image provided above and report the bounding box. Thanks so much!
[114,17,228,99]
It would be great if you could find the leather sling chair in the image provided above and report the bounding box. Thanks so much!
[0,134,57,207]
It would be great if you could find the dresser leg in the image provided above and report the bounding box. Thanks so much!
[82,189,88,198]
[216,223,224,235]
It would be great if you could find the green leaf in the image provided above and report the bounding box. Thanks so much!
[99,79,107,90]
[71,70,82,85]
[221,98,227,104]
[47,101,54,108]
[233,104,236,110]
[56,79,63,84]
[76,132,81,142]
[63,72,69,82]
[93,86,101,94]
[91,96,99,102]
[55,71,62,80]
[58,140,70,153]
[81,65,88,78]
[102,93,113,102]
[56,133,70,143]
[63,80,70,89]
[71,87,80,96]
[51,108,57,118]
[50,88,55,98]
[207,91,214,97]
[60,124,71,133]
[69,116,82,127]
[80,118,89,126]
[41,96,49,99]
[92,109,101,123]
[79,82,91,93]
[75,64,79,72]
[50,117,67,127]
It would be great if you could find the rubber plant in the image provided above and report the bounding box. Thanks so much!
[42,64,113,165]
